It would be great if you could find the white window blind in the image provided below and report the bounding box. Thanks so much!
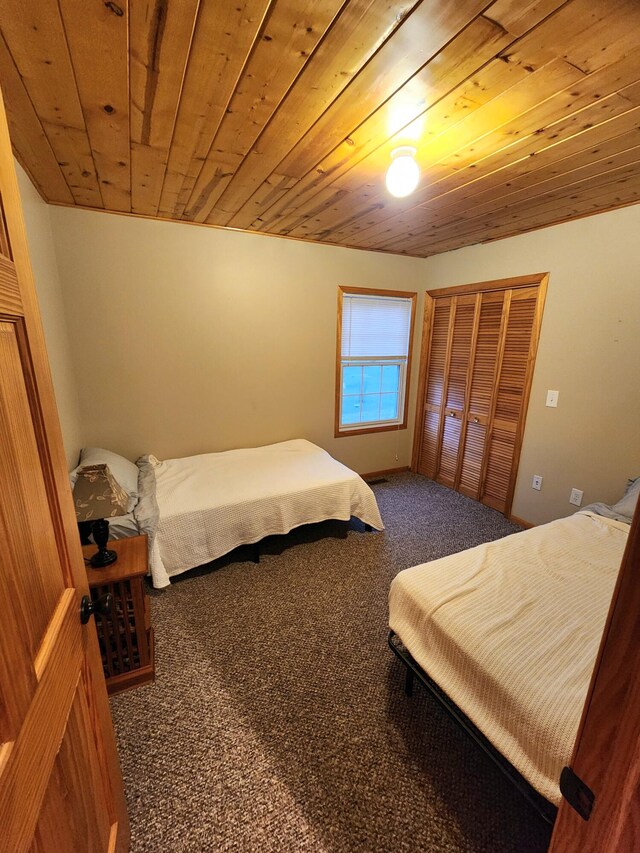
[341,294,413,359]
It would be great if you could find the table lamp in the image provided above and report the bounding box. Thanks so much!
[73,463,129,567]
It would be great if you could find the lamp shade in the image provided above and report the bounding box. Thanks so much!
[385,146,420,198]
[72,464,129,522]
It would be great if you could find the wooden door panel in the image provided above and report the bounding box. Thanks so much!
[438,415,462,486]
[0,590,83,851]
[492,292,537,424]
[482,423,517,511]
[483,290,538,512]
[458,294,504,497]
[444,297,475,411]
[0,321,64,652]
[418,298,451,477]
[437,297,475,486]
[419,409,441,478]
[458,420,485,498]
[33,688,113,853]
[0,84,128,852]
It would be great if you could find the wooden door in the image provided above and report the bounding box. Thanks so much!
[417,297,451,479]
[0,91,129,851]
[436,294,476,489]
[414,274,547,517]
[458,291,504,499]
[549,493,640,851]
[481,286,542,514]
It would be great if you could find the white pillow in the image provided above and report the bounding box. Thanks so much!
[70,448,139,513]
[612,476,640,521]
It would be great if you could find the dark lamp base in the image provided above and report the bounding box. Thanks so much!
[90,548,118,568]
[88,518,118,568]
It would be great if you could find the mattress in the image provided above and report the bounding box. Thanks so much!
[388,511,628,805]
[146,439,384,587]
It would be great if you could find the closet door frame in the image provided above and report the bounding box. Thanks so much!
[411,272,548,517]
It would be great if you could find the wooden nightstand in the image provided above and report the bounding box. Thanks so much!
[83,534,155,695]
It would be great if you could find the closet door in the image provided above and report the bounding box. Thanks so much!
[436,295,476,488]
[415,275,547,517]
[417,298,451,478]
[458,292,504,499]
[482,287,540,513]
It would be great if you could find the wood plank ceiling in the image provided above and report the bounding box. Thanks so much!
[1,0,640,257]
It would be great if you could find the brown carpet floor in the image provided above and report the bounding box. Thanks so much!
[110,473,553,852]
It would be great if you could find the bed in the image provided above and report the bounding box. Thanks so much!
[388,482,638,814]
[72,439,384,588]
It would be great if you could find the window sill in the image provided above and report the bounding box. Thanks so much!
[335,422,407,438]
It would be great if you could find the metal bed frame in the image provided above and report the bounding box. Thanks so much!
[388,630,558,825]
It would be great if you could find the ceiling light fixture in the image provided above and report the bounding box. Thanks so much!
[385,146,420,198]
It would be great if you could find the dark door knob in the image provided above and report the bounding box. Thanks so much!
[80,592,113,625]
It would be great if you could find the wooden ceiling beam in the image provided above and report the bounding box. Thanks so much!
[377,160,640,254]
[233,0,570,232]
[413,177,640,256]
[197,0,428,225]
[287,56,586,242]
[181,0,346,222]
[156,0,272,219]
[58,0,131,212]
[236,12,515,232]
[0,33,73,204]
[319,52,640,247]
[0,0,102,207]
[343,101,640,249]
[129,0,201,216]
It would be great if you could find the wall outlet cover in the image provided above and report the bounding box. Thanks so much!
[569,488,584,507]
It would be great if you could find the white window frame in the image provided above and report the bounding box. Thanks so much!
[335,286,417,437]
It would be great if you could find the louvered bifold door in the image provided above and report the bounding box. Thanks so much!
[458,292,505,499]
[417,298,451,478]
[482,287,540,513]
[436,295,476,488]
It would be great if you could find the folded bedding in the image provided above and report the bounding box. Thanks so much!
[136,439,383,588]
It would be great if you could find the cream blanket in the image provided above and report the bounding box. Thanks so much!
[389,511,627,804]
[147,439,383,587]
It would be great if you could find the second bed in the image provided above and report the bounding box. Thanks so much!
[388,508,629,809]
[134,438,384,587]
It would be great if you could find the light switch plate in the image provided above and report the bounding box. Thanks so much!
[546,390,559,407]
[532,475,543,491]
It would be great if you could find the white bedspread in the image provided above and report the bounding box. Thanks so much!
[149,439,383,587]
[389,511,627,805]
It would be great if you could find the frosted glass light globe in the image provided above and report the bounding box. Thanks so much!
[385,147,419,198]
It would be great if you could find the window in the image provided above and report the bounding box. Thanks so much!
[336,286,417,436]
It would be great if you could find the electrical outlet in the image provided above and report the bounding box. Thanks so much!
[569,488,584,507]
[546,390,559,408]
[532,475,543,491]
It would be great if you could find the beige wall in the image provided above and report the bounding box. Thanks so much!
[16,164,83,469]
[50,207,424,474]
[423,205,640,525]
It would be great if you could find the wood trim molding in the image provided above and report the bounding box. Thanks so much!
[410,292,434,470]
[509,514,535,529]
[426,273,549,299]
[361,465,409,480]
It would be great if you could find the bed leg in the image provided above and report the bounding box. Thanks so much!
[251,543,260,564]
[404,667,414,697]
[364,523,372,532]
